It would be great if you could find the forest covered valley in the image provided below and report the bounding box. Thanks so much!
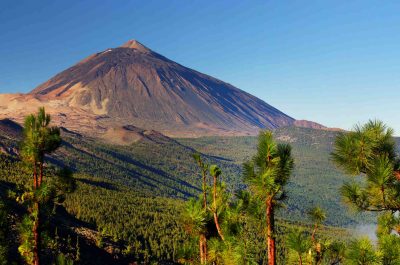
[0,108,399,264]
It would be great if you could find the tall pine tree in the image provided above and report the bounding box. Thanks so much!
[243,130,294,265]
[20,107,61,265]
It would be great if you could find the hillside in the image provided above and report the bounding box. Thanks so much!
[179,126,379,226]
[0,119,391,264]
[0,40,295,137]
[0,154,188,264]
[0,118,374,226]
[1,153,354,264]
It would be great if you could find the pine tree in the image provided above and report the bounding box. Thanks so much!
[332,120,400,264]
[209,164,225,241]
[286,229,311,265]
[346,238,379,265]
[307,206,326,264]
[20,107,61,265]
[376,213,400,264]
[243,130,294,265]
[320,240,346,265]
[182,198,207,264]
[331,120,400,212]
[192,153,209,264]
[308,206,326,242]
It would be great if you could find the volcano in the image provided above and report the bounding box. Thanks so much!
[0,40,295,137]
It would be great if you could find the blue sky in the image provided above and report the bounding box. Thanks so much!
[1,0,399,134]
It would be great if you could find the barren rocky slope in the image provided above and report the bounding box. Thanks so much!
[0,40,295,138]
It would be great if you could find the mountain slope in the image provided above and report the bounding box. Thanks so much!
[1,40,294,137]
[0,119,380,226]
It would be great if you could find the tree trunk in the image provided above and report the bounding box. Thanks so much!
[32,161,40,265]
[311,223,318,242]
[213,213,224,241]
[199,165,207,264]
[202,235,207,264]
[199,233,207,264]
[39,162,43,187]
[298,253,303,265]
[394,170,400,181]
[202,169,207,210]
[266,197,276,265]
[315,243,322,265]
[33,163,38,189]
[32,161,44,265]
[199,235,203,264]
[213,175,224,241]
[33,202,40,265]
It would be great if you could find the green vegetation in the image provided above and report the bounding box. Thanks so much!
[179,128,376,226]
[179,132,353,265]
[307,206,327,264]
[0,150,359,264]
[0,153,188,264]
[332,120,400,213]
[286,229,311,265]
[331,120,400,265]
[177,121,400,264]
[18,107,63,265]
[308,206,326,243]
[0,110,399,264]
[56,132,203,198]
[181,155,263,264]
[64,174,187,263]
[346,238,379,265]
[27,125,376,226]
[243,131,294,265]
[0,199,9,265]
[48,125,377,226]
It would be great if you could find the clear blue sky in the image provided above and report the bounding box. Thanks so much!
[1,0,399,134]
